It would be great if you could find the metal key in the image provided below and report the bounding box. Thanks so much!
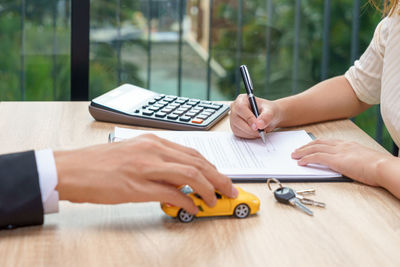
[296,188,316,195]
[274,187,314,216]
[295,194,326,208]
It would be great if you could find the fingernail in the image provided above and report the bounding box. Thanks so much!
[251,123,257,131]
[231,186,239,198]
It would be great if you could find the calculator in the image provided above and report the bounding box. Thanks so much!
[89,84,230,130]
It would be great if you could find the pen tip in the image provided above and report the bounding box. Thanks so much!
[260,132,267,144]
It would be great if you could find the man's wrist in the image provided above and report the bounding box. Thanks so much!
[54,149,87,203]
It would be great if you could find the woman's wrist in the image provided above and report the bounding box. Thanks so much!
[375,155,400,188]
[274,97,292,128]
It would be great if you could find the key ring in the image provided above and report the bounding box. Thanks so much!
[267,178,283,191]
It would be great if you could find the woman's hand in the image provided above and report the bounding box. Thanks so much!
[291,139,393,186]
[54,134,238,215]
[230,94,282,139]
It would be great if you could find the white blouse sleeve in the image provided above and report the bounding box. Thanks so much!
[344,17,389,105]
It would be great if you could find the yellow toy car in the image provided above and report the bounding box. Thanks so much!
[161,186,260,223]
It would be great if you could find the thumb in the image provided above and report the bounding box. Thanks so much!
[255,107,274,130]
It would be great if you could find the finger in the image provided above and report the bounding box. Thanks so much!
[144,134,212,166]
[295,139,343,151]
[158,148,238,200]
[297,152,340,172]
[291,143,338,159]
[255,104,275,130]
[146,162,218,207]
[230,116,260,139]
[232,94,258,130]
[142,182,199,214]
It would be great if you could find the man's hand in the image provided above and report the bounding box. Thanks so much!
[230,94,282,139]
[291,139,393,187]
[54,134,238,214]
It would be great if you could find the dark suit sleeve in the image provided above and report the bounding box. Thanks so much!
[0,151,44,229]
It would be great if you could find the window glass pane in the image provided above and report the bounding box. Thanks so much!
[0,0,71,101]
[90,0,147,99]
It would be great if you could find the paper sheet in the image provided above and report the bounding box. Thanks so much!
[114,127,342,180]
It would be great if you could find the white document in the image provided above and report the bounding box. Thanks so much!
[113,127,343,181]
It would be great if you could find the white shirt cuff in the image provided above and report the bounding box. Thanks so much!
[35,149,59,214]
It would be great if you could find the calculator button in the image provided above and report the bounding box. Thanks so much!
[168,103,180,108]
[212,103,223,107]
[186,101,196,106]
[167,114,179,120]
[196,115,208,120]
[175,99,186,104]
[154,95,165,100]
[166,95,177,100]
[173,110,185,116]
[177,107,189,112]
[158,101,169,106]
[161,108,173,114]
[149,106,160,111]
[181,104,192,109]
[153,103,164,108]
[164,97,175,103]
[148,100,156,105]
[186,112,197,118]
[134,109,140,113]
[168,107,179,112]
[201,111,213,116]
[200,101,212,105]
[204,109,216,113]
[142,105,149,109]
[179,116,191,122]
[198,103,220,110]
[188,108,200,113]
[142,110,154,116]
[192,107,203,112]
[191,118,204,124]
[155,112,167,118]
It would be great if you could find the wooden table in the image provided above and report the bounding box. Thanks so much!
[0,102,399,267]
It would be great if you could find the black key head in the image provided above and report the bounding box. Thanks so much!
[274,187,296,204]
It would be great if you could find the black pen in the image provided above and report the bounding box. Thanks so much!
[239,65,267,144]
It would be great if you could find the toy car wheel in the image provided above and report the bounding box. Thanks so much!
[178,209,194,223]
[234,204,250,218]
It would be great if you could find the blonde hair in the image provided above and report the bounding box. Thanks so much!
[369,0,400,16]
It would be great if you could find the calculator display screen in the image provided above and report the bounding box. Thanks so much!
[93,84,156,113]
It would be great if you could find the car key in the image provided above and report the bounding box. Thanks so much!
[295,194,326,208]
[296,188,316,195]
[274,187,314,216]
